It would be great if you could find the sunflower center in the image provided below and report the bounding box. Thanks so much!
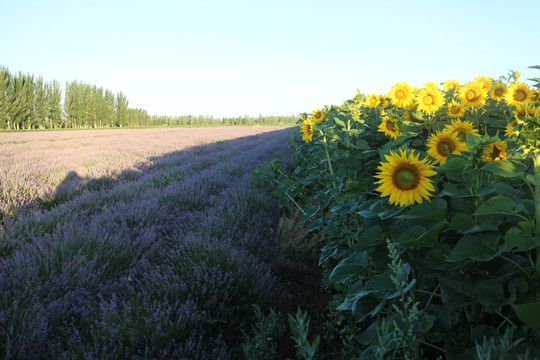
[490,145,506,160]
[392,165,420,190]
[386,119,397,131]
[437,139,455,156]
[307,124,312,134]
[465,89,478,101]
[423,95,434,105]
[514,89,527,101]
[450,106,460,114]
[494,88,504,97]
[455,129,467,142]
[396,89,406,100]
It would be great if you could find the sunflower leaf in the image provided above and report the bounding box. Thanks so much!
[396,198,447,221]
[475,195,514,215]
[481,160,527,177]
[447,231,500,262]
[512,302,540,329]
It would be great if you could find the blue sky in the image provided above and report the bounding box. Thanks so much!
[1,0,539,118]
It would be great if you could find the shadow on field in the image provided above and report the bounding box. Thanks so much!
[38,128,295,211]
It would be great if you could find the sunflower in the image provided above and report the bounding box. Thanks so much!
[474,75,493,90]
[379,95,389,108]
[490,83,508,101]
[482,141,508,163]
[446,100,465,118]
[374,149,437,207]
[388,82,415,108]
[444,119,480,143]
[300,113,308,121]
[416,87,444,114]
[403,100,418,111]
[513,104,539,120]
[365,94,381,108]
[443,80,461,93]
[505,120,519,137]
[505,82,533,106]
[426,129,468,164]
[312,109,324,123]
[533,90,540,102]
[300,119,315,142]
[403,111,412,121]
[458,82,488,109]
[514,70,521,80]
[378,116,400,139]
[424,81,440,91]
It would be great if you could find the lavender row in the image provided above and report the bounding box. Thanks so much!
[0,126,289,220]
[0,128,293,359]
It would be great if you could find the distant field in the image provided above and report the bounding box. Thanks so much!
[0,126,290,219]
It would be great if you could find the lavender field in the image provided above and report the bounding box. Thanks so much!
[0,126,294,359]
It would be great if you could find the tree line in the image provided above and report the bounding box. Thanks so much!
[149,114,297,126]
[0,66,296,130]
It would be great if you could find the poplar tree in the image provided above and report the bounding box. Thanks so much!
[46,80,62,128]
[0,67,10,129]
[116,91,128,127]
[34,76,48,128]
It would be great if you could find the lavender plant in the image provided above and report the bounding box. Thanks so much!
[0,127,294,359]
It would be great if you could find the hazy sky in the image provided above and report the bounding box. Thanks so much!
[2,0,539,118]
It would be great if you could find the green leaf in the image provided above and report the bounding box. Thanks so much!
[305,218,323,232]
[466,131,483,152]
[343,180,369,195]
[333,117,346,128]
[507,278,528,305]
[450,213,474,233]
[353,226,383,252]
[525,174,540,186]
[356,199,404,219]
[329,251,369,284]
[512,302,540,329]
[337,141,350,151]
[395,221,446,248]
[425,244,452,270]
[441,182,470,198]
[440,275,476,307]
[495,182,524,197]
[320,240,340,265]
[501,226,539,252]
[447,232,500,262]
[474,280,505,313]
[519,221,534,236]
[481,159,527,177]
[475,195,514,216]
[352,294,384,322]
[396,198,447,221]
[438,156,467,174]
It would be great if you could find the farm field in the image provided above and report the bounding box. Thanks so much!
[0,126,310,359]
[0,126,290,219]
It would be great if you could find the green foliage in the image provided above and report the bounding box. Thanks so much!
[242,305,286,360]
[263,69,540,358]
[0,65,297,130]
[288,308,320,360]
